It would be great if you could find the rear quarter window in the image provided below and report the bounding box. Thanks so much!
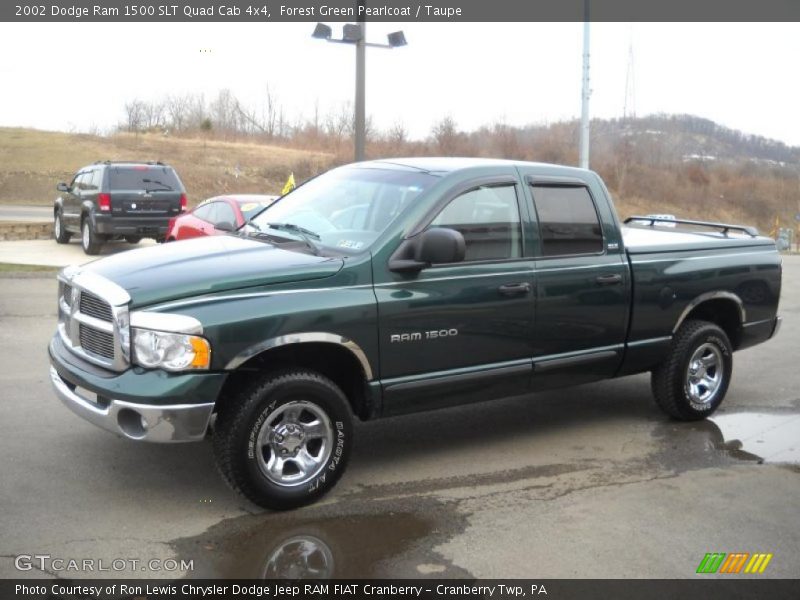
[109,167,182,192]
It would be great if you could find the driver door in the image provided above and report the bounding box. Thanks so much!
[374,178,536,416]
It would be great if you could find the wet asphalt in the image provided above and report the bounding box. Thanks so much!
[0,257,798,579]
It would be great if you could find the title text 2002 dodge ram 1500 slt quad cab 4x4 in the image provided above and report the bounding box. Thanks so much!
[49,158,782,509]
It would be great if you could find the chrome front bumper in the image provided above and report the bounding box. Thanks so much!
[49,367,214,443]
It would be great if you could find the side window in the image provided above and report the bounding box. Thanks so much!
[430,184,522,261]
[215,202,237,227]
[83,170,98,191]
[90,169,104,191]
[71,172,86,191]
[531,185,603,257]
[193,202,215,222]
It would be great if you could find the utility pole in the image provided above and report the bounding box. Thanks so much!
[354,0,366,162]
[579,0,591,169]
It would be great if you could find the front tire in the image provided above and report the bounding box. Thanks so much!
[81,218,103,255]
[651,319,733,421]
[54,210,71,244]
[213,370,353,510]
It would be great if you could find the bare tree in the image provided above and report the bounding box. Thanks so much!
[432,116,460,155]
[123,99,146,133]
[166,94,192,132]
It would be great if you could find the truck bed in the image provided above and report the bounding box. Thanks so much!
[622,225,776,254]
[619,224,781,376]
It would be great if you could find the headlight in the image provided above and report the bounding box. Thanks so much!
[132,328,211,371]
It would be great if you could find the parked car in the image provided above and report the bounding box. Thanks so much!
[54,161,187,255]
[48,158,782,509]
[166,194,277,241]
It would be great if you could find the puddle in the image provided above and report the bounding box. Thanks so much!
[709,411,800,464]
[173,499,471,579]
[653,409,800,470]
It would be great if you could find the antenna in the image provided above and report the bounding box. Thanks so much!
[623,25,636,119]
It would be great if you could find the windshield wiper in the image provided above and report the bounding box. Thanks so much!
[142,178,173,191]
[266,222,321,240]
[261,222,321,256]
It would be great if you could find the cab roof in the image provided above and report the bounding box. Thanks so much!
[356,157,592,176]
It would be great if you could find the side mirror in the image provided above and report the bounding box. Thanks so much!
[57,182,69,192]
[417,227,466,264]
[215,221,235,232]
[389,227,466,272]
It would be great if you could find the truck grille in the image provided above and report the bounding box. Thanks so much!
[80,292,113,322]
[57,270,130,371]
[79,324,115,359]
[63,284,73,308]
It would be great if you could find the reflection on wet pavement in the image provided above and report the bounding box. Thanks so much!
[709,412,800,464]
[175,504,470,579]
[172,402,800,579]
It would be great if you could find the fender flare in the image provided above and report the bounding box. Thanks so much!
[225,332,374,380]
[672,291,746,334]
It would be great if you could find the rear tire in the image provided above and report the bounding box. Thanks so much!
[651,319,733,421]
[124,235,142,244]
[213,369,353,510]
[81,217,103,255]
[54,210,71,244]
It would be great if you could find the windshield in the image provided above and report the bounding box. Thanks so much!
[247,166,438,254]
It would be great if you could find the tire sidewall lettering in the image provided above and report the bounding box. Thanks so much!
[247,399,277,460]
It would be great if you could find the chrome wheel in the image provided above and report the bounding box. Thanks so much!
[256,400,334,487]
[685,343,723,405]
[82,221,90,250]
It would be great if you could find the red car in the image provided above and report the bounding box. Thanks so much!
[166,194,277,241]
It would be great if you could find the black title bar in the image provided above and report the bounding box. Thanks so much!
[5,0,800,22]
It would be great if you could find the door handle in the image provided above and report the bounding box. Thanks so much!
[595,273,623,285]
[498,282,532,296]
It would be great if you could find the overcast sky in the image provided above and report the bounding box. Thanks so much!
[1,22,798,145]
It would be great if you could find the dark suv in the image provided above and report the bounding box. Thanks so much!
[54,161,187,255]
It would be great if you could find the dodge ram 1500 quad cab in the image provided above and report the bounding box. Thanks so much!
[49,158,782,509]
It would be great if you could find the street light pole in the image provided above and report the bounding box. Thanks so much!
[579,0,591,169]
[312,15,406,163]
[354,2,366,161]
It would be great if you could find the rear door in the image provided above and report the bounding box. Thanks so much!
[108,165,184,221]
[522,176,630,388]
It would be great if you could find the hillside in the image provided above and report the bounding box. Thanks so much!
[2,115,798,236]
[0,128,332,206]
[433,114,800,234]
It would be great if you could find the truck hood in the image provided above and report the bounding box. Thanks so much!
[84,235,344,307]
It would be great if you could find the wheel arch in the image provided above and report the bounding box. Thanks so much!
[673,292,745,349]
[80,200,95,223]
[220,334,375,420]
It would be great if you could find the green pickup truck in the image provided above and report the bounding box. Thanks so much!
[49,158,782,509]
